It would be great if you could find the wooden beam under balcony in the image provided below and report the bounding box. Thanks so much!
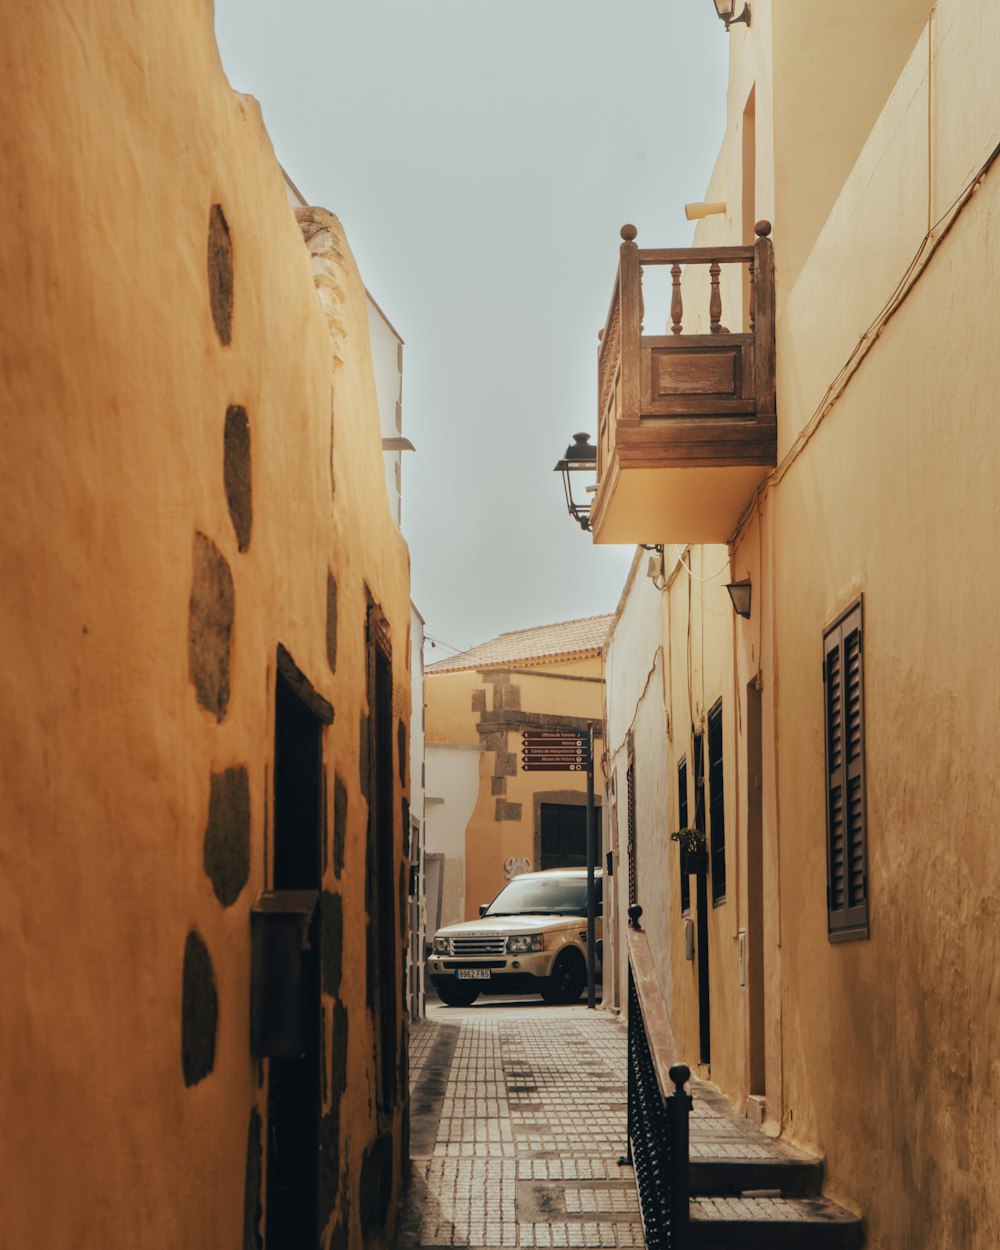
[591,223,776,546]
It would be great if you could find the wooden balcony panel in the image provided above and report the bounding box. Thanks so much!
[591,223,777,545]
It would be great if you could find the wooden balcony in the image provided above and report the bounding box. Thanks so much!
[590,222,776,545]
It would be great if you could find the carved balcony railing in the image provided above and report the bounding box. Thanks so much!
[625,909,691,1250]
[591,222,776,545]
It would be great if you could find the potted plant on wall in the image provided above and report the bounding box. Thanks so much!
[671,827,708,875]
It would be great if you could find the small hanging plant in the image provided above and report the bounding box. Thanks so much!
[670,827,706,854]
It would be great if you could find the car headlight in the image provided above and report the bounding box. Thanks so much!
[506,934,544,954]
[432,936,449,954]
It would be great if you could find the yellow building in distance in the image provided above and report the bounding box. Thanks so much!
[425,617,610,928]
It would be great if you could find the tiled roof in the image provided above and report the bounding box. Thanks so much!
[426,614,613,674]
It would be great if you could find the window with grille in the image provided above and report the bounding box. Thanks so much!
[824,599,869,941]
[708,700,726,905]
[678,757,689,913]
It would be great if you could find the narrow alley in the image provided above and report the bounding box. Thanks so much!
[398,1000,863,1250]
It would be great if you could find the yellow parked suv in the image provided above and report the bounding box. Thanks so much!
[427,867,602,1006]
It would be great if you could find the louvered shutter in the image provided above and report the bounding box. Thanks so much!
[626,759,637,907]
[824,601,869,939]
[678,758,690,913]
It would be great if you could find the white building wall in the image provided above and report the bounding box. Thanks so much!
[604,551,671,1013]
[424,743,482,932]
[408,605,427,1017]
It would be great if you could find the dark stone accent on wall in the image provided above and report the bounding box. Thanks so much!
[331,1001,349,1100]
[481,730,509,753]
[181,931,218,1087]
[329,1195,350,1250]
[495,799,522,822]
[276,644,334,723]
[492,682,521,712]
[188,533,234,722]
[480,710,604,735]
[203,764,250,907]
[319,1098,340,1232]
[321,890,343,999]
[326,572,338,672]
[492,776,507,796]
[359,712,371,805]
[360,1134,395,1237]
[224,405,253,552]
[496,751,518,777]
[208,204,234,346]
[471,688,486,712]
[481,669,512,684]
[333,774,347,878]
[242,1107,263,1250]
[397,721,407,784]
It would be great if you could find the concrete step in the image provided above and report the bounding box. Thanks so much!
[689,1195,864,1250]
[690,1149,824,1197]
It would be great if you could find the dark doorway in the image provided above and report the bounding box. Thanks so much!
[367,607,398,1124]
[746,680,765,1097]
[540,803,602,870]
[693,732,711,1067]
[266,658,325,1250]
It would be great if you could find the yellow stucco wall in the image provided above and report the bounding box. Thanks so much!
[426,659,605,920]
[0,5,410,1248]
[658,3,1000,1246]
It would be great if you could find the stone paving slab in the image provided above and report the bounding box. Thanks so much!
[398,1002,641,1249]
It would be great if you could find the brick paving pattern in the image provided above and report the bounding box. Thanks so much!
[398,1003,641,1249]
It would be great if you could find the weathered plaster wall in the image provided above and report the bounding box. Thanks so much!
[673,2,1000,1244]
[604,552,670,1016]
[424,743,481,929]
[0,5,410,1248]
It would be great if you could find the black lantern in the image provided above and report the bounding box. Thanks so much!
[554,433,598,531]
[713,0,751,29]
[725,579,752,618]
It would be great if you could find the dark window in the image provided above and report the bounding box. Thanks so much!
[626,758,637,907]
[677,757,690,913]
[708,700,726,904]
[540,803,602,870]
[824,600,869,941]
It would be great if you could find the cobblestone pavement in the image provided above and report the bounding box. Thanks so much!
[398,999,641,1249]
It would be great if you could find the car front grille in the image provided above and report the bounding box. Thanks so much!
[447,935,507,957]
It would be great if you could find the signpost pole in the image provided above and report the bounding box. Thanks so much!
[586,720,596,1010]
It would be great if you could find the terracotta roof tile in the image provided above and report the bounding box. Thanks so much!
[426,614,613,674]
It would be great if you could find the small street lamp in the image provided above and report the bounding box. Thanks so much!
[725,579,752,618]
[554,433,597,531]
[712,0,751,30]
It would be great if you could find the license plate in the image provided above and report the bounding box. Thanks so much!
[457,969,490,980]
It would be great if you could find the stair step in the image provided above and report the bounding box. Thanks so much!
[690,1151,824,1197]
[689,1195,864,1250]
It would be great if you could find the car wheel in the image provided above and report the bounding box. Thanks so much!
[541,950,587,1004]
[436,982,481,1007]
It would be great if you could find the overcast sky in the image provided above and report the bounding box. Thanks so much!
[213,0,728,657]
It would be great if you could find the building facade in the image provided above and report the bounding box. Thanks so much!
[594,2,1000,1245]
[0,6,411,1249]
[425,618,610,928]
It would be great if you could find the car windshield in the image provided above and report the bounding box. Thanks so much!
[484,876,589,917]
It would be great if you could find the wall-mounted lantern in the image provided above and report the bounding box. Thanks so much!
[554,432,598,531]
[725,579,752,618]
[712,0,751,30]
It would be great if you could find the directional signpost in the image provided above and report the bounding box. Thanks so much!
[520,724,598,1008]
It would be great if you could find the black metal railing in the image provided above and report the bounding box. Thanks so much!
[625,911,691,1249]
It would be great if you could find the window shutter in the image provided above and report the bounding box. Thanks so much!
[708,701,726,904]
[824,601,868,940]
[626,758,637,907]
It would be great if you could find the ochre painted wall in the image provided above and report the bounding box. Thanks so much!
[0,5,410,1248]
